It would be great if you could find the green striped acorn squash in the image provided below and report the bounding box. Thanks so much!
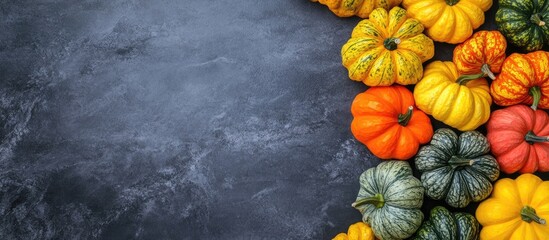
[496,0,549,51]
[414,128,500,208]
[352,161,424,240]
[414,206,480,240]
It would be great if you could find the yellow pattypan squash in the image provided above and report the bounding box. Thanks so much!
[333,222,375,240]
[341,7,434,86]
[476,174,549,240]
[311,0,402,18]
[413,61,492,131]
[402,0,492,44]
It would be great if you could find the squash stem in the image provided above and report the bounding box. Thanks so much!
[529,86,541,110]
[455,72,486,85]
[531,14,546,27]
[383,37,401,51]
[352,193,385,209]
[398,106,414,126]
[448,156,474,168]
[445,0,460,5]
[481,63,496,80]
[521,206,546,225]
[525,131,549,144]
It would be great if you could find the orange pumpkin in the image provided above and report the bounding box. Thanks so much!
[453,30,507,80]
[490,51,549,110]
[351,85,433,160]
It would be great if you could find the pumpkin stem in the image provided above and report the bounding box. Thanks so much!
[481,63,496,80]
[531,13,546,27]
[529,86,541,110]
[525,131,549,144]
[455,72,486,85]
[445,0,460,5]
[352,193,385,209]
[383,37,401,51]
[398,106,414,126]
[521,206,546,225]
[448,156,475,168]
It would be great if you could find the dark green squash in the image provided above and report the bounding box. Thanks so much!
[495,0,549,51]
[414,206,480,240]
[353,161,424,240]
[414,128,500,208]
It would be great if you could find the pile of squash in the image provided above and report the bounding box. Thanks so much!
[312,0,549,239]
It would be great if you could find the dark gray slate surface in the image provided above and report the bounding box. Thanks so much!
[2,0,546,239]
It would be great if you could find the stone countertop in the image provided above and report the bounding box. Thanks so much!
[1,1,548,239]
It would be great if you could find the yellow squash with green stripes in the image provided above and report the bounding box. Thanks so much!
[413,61,492,131]
[311,0,402,18]
[341,7,434,86]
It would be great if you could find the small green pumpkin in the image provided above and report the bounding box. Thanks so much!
[414,206,480,240]
[414,128,500,208]
[353,161,424,240]
[496,0,549,51]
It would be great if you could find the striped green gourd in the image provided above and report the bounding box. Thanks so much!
[414,206,480,240]
[414,128,500,208]
[353,161,424,240]
[496,0,549,51]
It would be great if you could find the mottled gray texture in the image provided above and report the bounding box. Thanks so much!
[1,1,375,239]
[4,0,546,239]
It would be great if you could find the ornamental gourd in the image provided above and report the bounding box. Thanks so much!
[341,7,434,86]
[351,85,433,160]
[311,0,401,18]
[496,0,549,51]
[414,206,480,240]
[476,174,549,239]
[490,51,549,110]
[453,30,507,80]
[415,128,500,208]
[333,222,375,240]
[353,161,424,240]
[487,105,549,174]
[402,0,492,44]
[413,61,492,131]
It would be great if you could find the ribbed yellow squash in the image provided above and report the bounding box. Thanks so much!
[341,7,434,86]
[311,0,402,18]
[476,174,549,240]
[402,0,492,44]
[333,222,375,240]
[413,61,492,131]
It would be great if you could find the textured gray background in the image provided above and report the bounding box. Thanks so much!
[1,0,544,239]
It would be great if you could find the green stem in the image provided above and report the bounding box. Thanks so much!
[398,106,414,126]
[383,37,401,51]
[521,206,546,225]
[448,156,475,168]
[531,13,546,27]
[445,0,460,5]
[481,63,496,80]
[530,86,541,110]
[352,193,385,209]
[456,72,486,85]
[525,131,549,144]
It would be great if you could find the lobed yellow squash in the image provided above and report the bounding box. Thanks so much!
[341,7,434,86]
[402,0,492,44]
[333,222,375,240]
[311,0,402,18]
[413,61,492,131]
[476,174,549,239]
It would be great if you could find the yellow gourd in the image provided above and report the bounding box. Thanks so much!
[341,7,434,86]
[402,0,492,44]
[311,0,402,18]
[476,174,549,240]
[333,222,375,240]
[413,61,492,131]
